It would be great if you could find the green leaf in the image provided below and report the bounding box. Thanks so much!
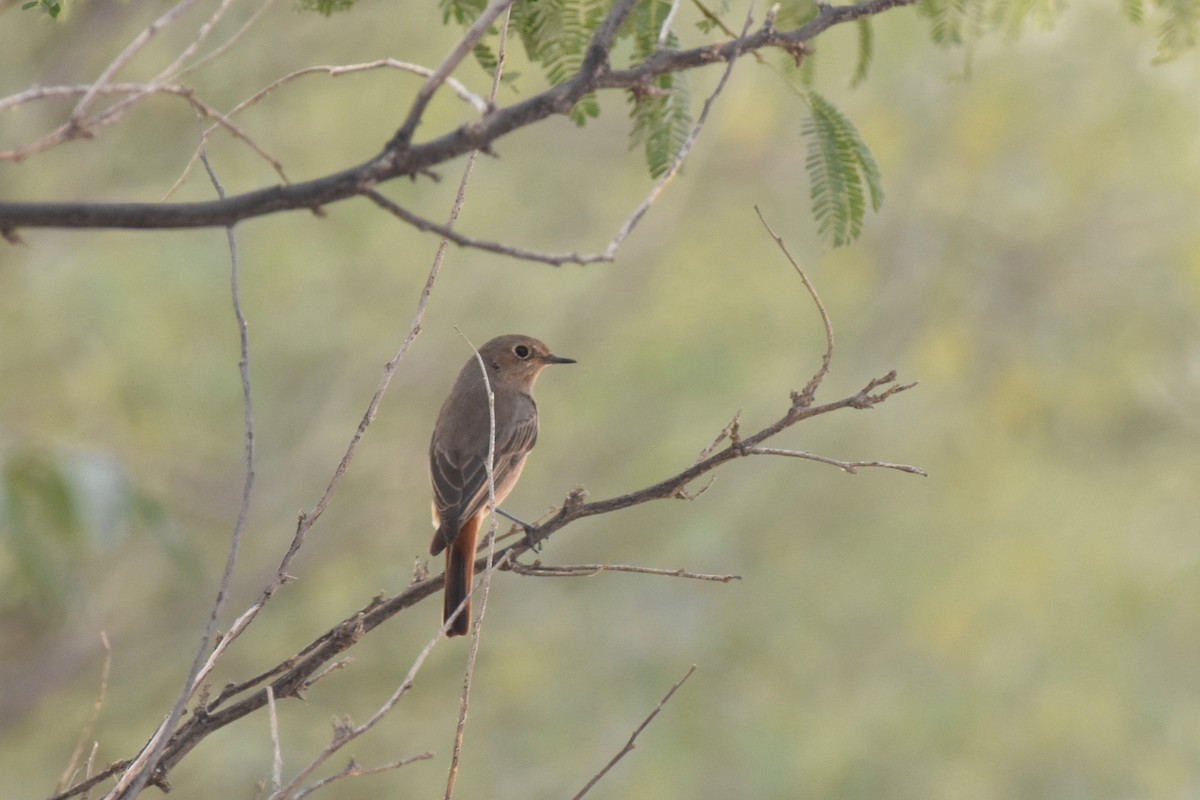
[850,18,874,88]
[440,0,488,26]
[802,91,884,248]
[624,0,694,174]
[1151,0,1200,62]
[295,0,357,15]
[473,42,500,73]
[21,0,62,16]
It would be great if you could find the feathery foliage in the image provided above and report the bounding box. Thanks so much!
[1122,0,1146,23]
[626,0,693,176]
[802,91,883,248]
[511,0,608,123]
[19,0,62,16]
[916,0,1199,60]
[296,0,359,15]
[1148,0,1200,61]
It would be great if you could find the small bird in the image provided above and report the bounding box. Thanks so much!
[429,334,575,636]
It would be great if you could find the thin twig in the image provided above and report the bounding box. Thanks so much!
[754,205,834,406]
[362,192,614,266]
[510,561,741,582]
[154,0,242,84]
[175,0,279,79]
[268,625,441,800]
[82,743,99,800]
[103,143,257,800]
[571,665,698,800]
[55,632,112,794]
[266,687,282,794]
[446,28,517,791]
[657,0,684,46]
[290,754,434,800]
[745,446,927,475]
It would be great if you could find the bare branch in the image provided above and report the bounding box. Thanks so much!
[290,754,434,800]
[571,665,698,800]
[363,191,613,266]
[510,561,741,583]
[744,446,927,476]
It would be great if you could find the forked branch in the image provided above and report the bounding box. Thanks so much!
[0,0,915,235]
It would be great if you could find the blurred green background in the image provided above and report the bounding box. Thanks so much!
[2,1,1199,798]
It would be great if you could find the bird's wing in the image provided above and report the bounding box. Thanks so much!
[429,403,539,552]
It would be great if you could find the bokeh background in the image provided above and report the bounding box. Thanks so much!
[2,1,1199,797]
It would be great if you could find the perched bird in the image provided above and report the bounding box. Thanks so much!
[429,334,575,636]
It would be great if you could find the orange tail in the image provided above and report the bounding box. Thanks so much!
[443,515,480,637]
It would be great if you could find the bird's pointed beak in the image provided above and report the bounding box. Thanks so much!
[544,353,576,365]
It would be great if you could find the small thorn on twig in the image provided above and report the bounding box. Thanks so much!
[697,411,742,463]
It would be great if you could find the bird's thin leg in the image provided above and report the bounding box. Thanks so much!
[495,507,542,552]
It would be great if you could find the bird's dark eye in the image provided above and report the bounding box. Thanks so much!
[514,344,531,359]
